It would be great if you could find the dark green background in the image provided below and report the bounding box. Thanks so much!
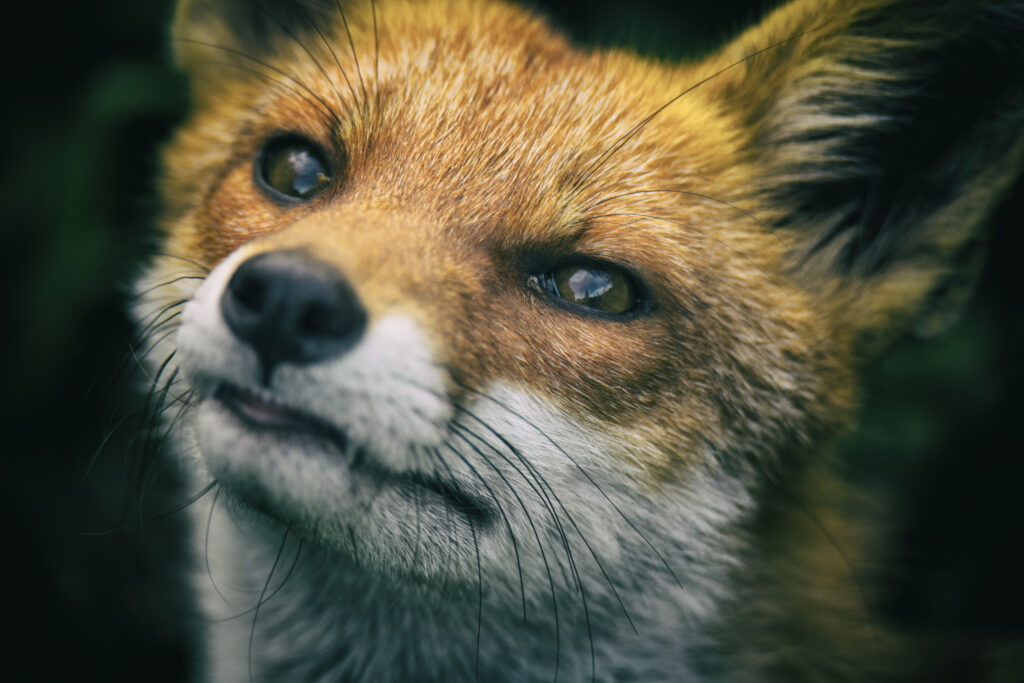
[2,1,1021,680]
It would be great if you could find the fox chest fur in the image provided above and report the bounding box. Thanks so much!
[136,0,1024,680]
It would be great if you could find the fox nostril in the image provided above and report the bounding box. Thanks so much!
[221,250,367,383]
[231,272,268,314]
[300,301,350,338]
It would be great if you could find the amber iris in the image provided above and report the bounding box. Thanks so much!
[532,264,637,315]
[260,138,332,200]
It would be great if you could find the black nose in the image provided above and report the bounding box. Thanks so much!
[220,250,367,383]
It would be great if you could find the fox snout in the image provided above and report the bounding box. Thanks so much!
[220,250,367,384]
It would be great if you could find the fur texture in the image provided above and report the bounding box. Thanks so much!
[136,0,1024,680]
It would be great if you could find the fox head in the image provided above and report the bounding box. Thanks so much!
[138,0,1024,679]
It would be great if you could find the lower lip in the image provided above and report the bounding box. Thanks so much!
[215,384,313,430]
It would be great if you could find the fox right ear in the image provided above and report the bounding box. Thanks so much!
[703,0,1024,356]
[172,0,339,74]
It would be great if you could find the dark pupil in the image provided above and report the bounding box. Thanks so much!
[268,146,326,198]
[565,269,613,301]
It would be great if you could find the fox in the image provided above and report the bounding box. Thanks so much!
[133,0,1024,680]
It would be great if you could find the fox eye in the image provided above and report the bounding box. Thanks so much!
[258,137,332,200]
[528,263,639,316]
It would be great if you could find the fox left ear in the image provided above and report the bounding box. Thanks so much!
[172,0,339,76]
[708,0,1024,354]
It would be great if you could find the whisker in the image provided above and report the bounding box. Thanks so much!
[206,487,230,604]
[434,439,527,621]
[122,355,186,533]
[454,406,623,662]
[469,501,484,680]
[85,409,137,476]
[377,371,585,660]
[333,0,369,108]
[126,343,160,387]
[135,300,185,345]
[128,274,204,304]
[172,37,343,126]
[217,539,304,622]
[137,385,193,504]
[456,381,683,591]
[371,0,381,114]
[273,1,361,113]
[454,410,581,591]
[134,328,185,377]
[428,446,491,681]
[435,469,457,611]
[444,427,564,680]
[248,530,291,682]
[79,481,218,537]
[297,3,360,107]
[450,417,588,679]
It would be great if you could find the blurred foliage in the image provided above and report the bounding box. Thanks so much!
[0,1,192,681]
[1,0,1020,681]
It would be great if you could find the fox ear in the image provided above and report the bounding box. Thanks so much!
[710,0,1024,353]
[171,0,338,73]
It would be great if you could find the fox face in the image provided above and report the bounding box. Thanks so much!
[137,0,1024,680]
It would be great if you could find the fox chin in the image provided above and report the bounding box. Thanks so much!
[134,0,1024,680]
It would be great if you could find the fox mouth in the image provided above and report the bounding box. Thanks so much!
[211,383,493,525]
[215,383,348,445]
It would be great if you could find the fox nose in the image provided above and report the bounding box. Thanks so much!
[220,250,367,382]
